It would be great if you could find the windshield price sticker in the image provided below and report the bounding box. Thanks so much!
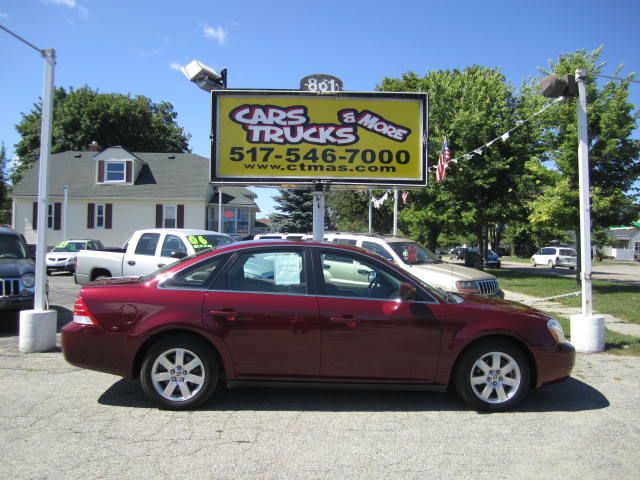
[212,91,427,186]
[188,235,212,250]
[56,241,68,248]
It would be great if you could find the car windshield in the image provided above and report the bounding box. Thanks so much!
[51,241,87,252]
[137,247,214,282]
[389,241,442,265]
[0,235,29,259]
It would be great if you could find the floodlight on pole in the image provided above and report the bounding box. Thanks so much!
[181,59,227,234]
[539,70,605,353]
[1,24,58,352]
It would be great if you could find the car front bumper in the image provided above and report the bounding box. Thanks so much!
[0,294,34,311]
[534,342,576,388]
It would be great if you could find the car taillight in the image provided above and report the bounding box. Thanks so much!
[73,295,97,326]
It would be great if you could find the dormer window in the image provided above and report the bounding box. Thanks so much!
[105,161,126,182]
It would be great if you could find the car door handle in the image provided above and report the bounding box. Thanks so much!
[329,315,358,329]
[127,260,136,266]
[210,309,237,321]
[357,269,369,275]
[157,263,165,268]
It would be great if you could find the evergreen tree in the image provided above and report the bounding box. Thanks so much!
[270,189,313,233]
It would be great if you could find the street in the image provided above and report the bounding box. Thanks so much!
[500,260,640,285]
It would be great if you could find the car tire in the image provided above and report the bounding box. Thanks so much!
[454,339,530,412]
[530,259,536,267]
[548,260,554,269]
[140,335,218,410]
[46,268,52,276]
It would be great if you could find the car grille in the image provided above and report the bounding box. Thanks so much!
[0,278,21,297]
[476,279,498,295]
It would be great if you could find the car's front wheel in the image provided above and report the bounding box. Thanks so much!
[455,339,530,412]
[530,258,536,267]
[140,335,218,410]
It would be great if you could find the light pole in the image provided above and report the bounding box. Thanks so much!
[181,59,227,233]
[540,70,605,353]
[1,25,58,352]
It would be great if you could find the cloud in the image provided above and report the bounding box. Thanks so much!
[42,0,88,18]
[169,62,183,71]
[203,25,226,44]
[0,11,8,18]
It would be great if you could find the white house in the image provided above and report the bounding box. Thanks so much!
[10,146,260,247]
[603,222,640,261]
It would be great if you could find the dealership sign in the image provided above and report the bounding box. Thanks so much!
[210,90,428,186]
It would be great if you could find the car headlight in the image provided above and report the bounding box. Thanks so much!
[22,273,35,288]
[547,318,567,344]
[455,280,480,294]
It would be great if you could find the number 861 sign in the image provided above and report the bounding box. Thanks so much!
[300,74,343,93]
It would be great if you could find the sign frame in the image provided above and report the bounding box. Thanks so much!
[210,89,428,188]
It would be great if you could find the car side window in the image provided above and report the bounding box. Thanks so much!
[362,241,394,261]
[134,233,160,256]
[160,234,188,257]
[161,255,227,289]
[320,251,404,300]
[224,250,306,294]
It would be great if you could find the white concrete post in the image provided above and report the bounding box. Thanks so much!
[393,188,398,236]
[312,187,324,241]
[368,192,373,234]
[570,68,605,353]
[20,48,58,353]
[62,184,68,240]
[218,186,223,233]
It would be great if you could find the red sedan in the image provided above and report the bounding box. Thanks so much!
[62,241,574,412]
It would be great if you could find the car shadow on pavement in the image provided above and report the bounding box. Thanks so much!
[98,376,608,413]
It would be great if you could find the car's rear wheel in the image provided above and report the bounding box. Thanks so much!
[140,335,218,410]
[455,339,530,412]
[548,260,554,269]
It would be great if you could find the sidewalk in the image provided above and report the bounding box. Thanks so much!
[503,290,640,337]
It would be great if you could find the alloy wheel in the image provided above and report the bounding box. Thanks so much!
[150,348,206,402]
[469,351,521,404]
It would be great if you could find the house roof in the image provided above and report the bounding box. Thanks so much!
[210,187,258,208]
[11,150,255,205]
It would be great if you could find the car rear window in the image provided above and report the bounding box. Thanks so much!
[559,249,577,257]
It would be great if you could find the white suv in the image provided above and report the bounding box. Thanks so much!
[323,233,503,297]
[531,247,577,269]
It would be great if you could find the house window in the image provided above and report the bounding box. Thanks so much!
[95,204,105,228]
[218,207,251,236]
[105,162,126,182]
[635,242,640,254]
[164,205,177,228]
[47,203,55,229]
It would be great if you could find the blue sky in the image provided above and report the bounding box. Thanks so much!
[1,0,639,215]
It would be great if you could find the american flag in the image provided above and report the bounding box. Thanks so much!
[435,136,451,183]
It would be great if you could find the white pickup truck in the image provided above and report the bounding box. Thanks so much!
[75,228,233,285]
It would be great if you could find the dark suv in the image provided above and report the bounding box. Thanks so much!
[0,227,36,312]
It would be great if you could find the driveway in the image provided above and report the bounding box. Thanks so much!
[1,276,640,478]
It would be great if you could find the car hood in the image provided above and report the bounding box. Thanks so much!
[0,258,35,278]
[46,252,72,259]
[457,293,551,320]
[408,262,496,280]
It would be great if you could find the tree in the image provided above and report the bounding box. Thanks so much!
[270,189,313,233]
[12,86,191,184]
[0,143,9,224]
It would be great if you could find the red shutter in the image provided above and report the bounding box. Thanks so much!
[156,204,163,228]
[126,161,132,183]
[177,205,184,228]
[98,161,105,182]
[32,202,38,230]
[87,203,95,229]
[54,202,62,230]
[105,203,113,229]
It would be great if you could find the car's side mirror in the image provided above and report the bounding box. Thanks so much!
[399,282,417,301]
[170,251,188,259]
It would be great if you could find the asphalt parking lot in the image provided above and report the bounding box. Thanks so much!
[1,274,639,479]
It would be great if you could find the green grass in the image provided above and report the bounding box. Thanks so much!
[501,256,532,264]
[554,315,640,356]
[488,268,640,324]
